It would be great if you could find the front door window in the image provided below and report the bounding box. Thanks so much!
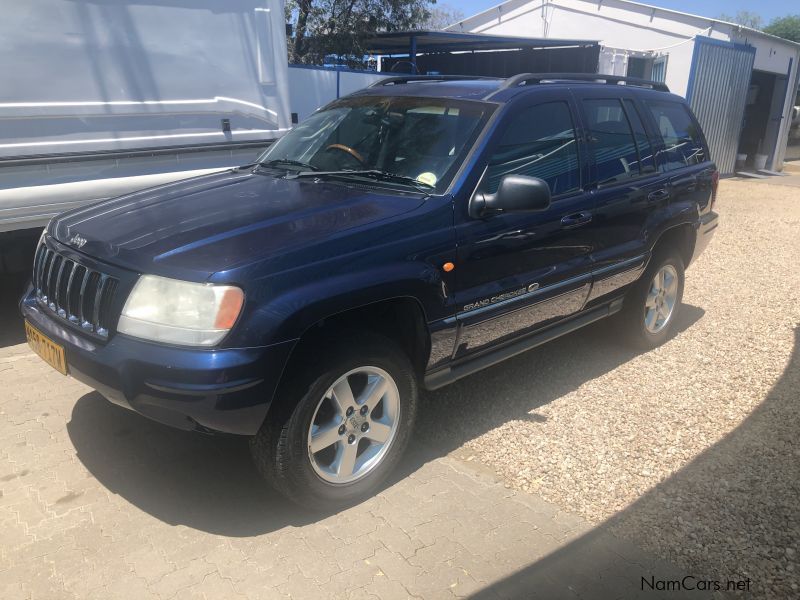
[484,101,581,197]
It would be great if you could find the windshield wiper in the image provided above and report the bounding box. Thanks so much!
[287,169,435,192]
[257,158,319,171]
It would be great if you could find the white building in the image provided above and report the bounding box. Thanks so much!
[447,0,800,173]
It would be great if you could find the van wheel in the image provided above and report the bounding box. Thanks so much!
[620,251,684,349]
[250,332,418,510]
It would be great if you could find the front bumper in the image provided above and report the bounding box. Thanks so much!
[20,284,295,436]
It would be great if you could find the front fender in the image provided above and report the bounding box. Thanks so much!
[258,262,446,344]
[212,197,457,348]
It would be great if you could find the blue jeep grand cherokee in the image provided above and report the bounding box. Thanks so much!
[21,74,719,508]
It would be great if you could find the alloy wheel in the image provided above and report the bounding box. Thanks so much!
[644,264,679,334]
[307,366,401,484]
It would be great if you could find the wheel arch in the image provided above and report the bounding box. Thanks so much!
[265,296,431,422]
[290,296,431,375]
[649,221,697,268]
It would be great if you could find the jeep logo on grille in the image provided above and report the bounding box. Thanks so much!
[69,234,87,248]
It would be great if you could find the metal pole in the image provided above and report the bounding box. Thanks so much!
[410,35,417,74]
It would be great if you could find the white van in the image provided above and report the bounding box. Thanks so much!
[0,0,290,271]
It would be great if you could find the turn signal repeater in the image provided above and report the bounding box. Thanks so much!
[214,287,245,329]
[442,262,455,272]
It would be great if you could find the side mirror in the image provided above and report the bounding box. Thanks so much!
[470,174,551,218]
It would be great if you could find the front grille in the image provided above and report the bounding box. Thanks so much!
[33,243,119,339]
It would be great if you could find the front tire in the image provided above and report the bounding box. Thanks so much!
[619,251,685,350]
[251,332,418,510]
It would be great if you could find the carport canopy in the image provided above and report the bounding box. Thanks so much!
[365,30,599,56]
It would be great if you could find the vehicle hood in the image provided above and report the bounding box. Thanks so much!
[50,169,426,278]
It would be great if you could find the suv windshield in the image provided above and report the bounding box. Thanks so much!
[257,96,492,193]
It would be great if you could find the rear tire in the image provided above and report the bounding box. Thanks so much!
[619,250,685,350]
[250,332,418,510]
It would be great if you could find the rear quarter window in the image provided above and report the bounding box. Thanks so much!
[645,100,706,171]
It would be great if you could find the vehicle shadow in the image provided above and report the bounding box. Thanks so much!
[65,305,705,536]
[414,305,706,456]
[468,326,799,600]
[66,394,317,535]
[0,273,29,348]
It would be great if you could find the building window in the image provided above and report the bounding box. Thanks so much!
[627,56,648,79]
[651,56,668,83]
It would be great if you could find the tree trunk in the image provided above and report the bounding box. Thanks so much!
[293,0,312,62]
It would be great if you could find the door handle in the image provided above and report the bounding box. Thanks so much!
[647,189,670,202]
[560,212,592,229]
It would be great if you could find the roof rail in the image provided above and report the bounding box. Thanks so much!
[369,75,498,87]
[487,72,670,98]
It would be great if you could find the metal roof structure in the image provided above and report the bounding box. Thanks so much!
[364,30,599,56]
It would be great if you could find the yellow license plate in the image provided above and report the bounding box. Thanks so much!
[25,320,67,375]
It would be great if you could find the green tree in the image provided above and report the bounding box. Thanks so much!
[423,3,464,30]
[717,11,763,29]
[764,15,800,43]
[286,0,435,66]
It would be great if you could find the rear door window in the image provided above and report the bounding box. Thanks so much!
[484,101,580,197]
[582,98,641,185]
[645,100,706,171]
[623,99,657,174]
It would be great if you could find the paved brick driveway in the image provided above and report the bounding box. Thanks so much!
[0,281,697,600]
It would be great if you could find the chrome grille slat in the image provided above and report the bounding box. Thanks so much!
[64,263,79,320]
[42,250,55,302]
[81,271,100,331]
[32,241,119,340]
[38,249,50,297]
[68,266,86,323]
[55,260,72,317]
[92,274,108,332]
[34,246,47,296]
[99,278,118,330]
[33,247,40,293]
[78,269,92,327]
[47,255,63,310]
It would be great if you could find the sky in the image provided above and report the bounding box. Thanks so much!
[453,0,797,25]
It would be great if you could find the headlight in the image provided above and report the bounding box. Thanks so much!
[117,275,244,346]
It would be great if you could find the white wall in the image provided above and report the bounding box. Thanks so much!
[450,0,722,49]
[288,67,386,121]
[287,67,339,122]
[340,71,388,96]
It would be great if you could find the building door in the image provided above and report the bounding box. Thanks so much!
[765,72,790,166]
[687,36,756,174]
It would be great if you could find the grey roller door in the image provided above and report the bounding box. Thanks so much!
[687,36,756,174]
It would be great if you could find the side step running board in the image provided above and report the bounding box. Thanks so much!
[424,299,623,390]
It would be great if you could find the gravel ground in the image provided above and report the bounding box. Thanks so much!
[418,180,800,599]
